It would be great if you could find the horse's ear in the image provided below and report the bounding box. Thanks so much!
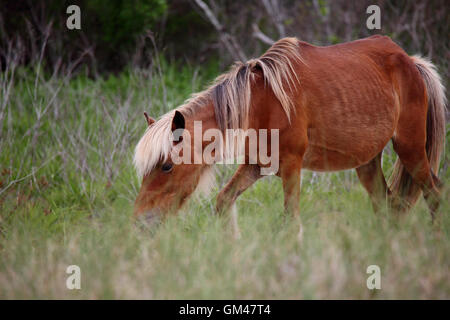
[144,112,155,126]
[172,110,185,131]
[250,63,262,73]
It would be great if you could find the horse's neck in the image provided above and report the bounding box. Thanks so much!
[186,103,218,133]
[184,102,233,162]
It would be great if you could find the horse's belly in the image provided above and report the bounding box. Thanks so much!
[301,94,398,171]
[303,145,364,171]
[302,122,394,171]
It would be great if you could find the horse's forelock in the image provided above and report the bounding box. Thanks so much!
[134,112,174,177]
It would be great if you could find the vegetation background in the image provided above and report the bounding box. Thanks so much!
[0,0,449,299]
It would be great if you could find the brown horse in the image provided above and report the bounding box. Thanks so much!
[133,36,446,231]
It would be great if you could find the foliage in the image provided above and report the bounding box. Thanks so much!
[0,62,449,298]
[86,0,166,48]
[0,0,449,299]
[1,0,448,88]
[0,0,167,72]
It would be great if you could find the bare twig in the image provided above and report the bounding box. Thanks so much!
[193,0,247,61]
[252,23,275,45]
[261,0,286,38]
[0,153,59,196]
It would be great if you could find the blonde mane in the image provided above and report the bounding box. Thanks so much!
[134,37,303,177]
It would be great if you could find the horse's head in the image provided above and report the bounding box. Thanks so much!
[133,110,214,221]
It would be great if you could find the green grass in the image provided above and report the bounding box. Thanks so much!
[0,62,449,299]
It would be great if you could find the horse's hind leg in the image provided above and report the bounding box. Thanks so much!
[388,53,444,220]
[356,152,390,213]
[392,125,442,220]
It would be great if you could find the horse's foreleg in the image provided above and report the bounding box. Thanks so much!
[356,152,391,213]
[216,164,262,237]
[279,156,304,242]
[216,164,262,214]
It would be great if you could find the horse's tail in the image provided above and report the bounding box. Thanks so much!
[389,55,446,208]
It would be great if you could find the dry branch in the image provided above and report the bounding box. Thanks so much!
[193,0,247,61]
[252,23,275,45]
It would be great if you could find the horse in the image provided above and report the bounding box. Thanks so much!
[133,35,446,234]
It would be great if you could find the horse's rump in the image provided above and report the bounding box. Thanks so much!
[298,36,410,171]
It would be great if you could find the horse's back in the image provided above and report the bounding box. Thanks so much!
[296,36,411,171]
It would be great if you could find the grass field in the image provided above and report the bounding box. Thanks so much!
[0,61,449,299]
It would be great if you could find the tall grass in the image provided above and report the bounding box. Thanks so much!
[0,56,449,299]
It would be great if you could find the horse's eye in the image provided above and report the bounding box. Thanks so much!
[161,163,173,173]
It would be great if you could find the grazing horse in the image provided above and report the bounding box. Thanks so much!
[133,36,446,231]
